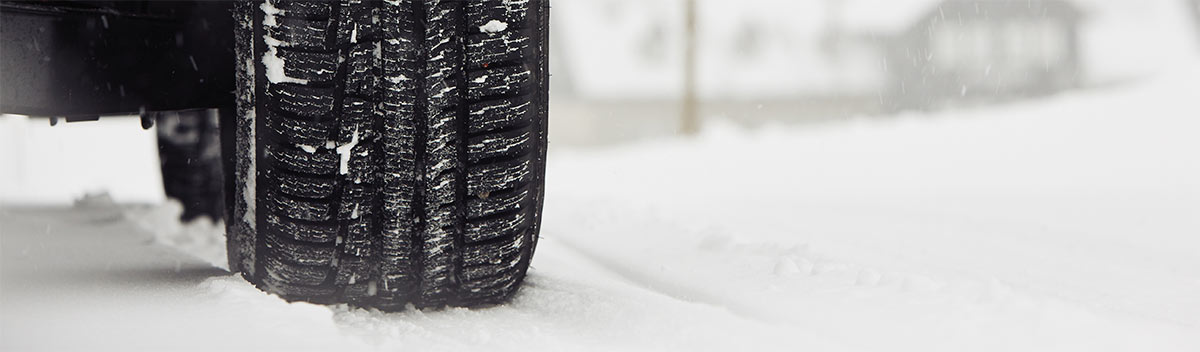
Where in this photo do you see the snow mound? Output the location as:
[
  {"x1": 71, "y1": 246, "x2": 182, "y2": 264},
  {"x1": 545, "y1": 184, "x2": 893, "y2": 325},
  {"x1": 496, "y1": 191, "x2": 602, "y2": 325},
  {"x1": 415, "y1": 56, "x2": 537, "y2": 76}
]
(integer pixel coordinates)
[{"x1": 124, "y1": 200, "x2": 228, "y2": 270}]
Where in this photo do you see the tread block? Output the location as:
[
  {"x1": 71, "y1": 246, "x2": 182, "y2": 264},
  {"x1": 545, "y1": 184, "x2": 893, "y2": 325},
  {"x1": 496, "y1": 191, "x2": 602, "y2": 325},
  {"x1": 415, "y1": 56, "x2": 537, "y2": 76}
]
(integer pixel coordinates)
[
  {"x1": 268, "y1": 190, "x2": 334, "y2": 222},
  {"x1": 379, "y1": 266, "x2": 418, "y2": 297},
  {"x1": 262, "y1": 274, "x2": 337, "y2": 298},
  {"x1": 462, "y1": 232, "x2": 524, "y2": 267},
  {"x1": 466, "y1": 31, "x2": 533, "y2": 67},
  {"x1": 466, "y1": 185, "x2": 529, "y2": 219},
  {"x1": 462, "y1": 263, "x2": 522, "y2": 291},
  {"x1": 334, "y1": 255, "x2": 372, "y2": 285},
  {"x1": 339, "y1": 184, "x2": 377, "y2": 219},
  {"x1": 267, "y1": 83, "x2": 337, "y2": 117},
  {"x1": 424, "y1": 79, "x2": 461, "y2": 111},
  {"x1": 381, "y1": 102, "x2": 418, "y2": 135},
  {"x1": 381, "y1": 34, "x2": 422, "y2": 64},
  {"x1": 423, "y1": 4, "x2": 465, "y2": 110},
  {"x1": 266, "y1": 212, "x2": 339, "y2": 243},
  {"x1": 351, "y1": 144, "x2": 381, "y2": 180},
  {"x1": 380, "y1": 180, "x2": 416, "y2": 214},
  {"x1": 272, "y1": 0, "x2": 333, "y2": 19},
  {"x1": 344, "y1": 43, "x2": 381, "y2": 97},
  {"x1": 466, "y1": 158, "x2": 530, "y2": 195},
  {"x1": 459, "y1": 272, "x2": 522, "y2": 304},
  {"x1": 341, "y1": 97, "x2": 382, "y2": 130},
  {"x1": 265, "y1": 256, "x2": 329, "y2": 285},
  {"x1": 467, "y1": 65, "x2": 531, "y2": 100},
  {"x1": 467, "y1": 96, "x2": 533, "y2": 134},
  {"x1": 425, "y1": 108, "x2": 460, "y2": 162},
  {"x1": 265, "y1": 234, "x2": 336, "y2": 266},
  {"x1": 335, "y1": 3, "x2": 383, "y2": 43},
  {"x1": 338, "y1": 101, "x2": 381, "y2": 147},
  {"x1": 417, "y1": 211, "x2": 457, "y2": 304},
  {"x1": 378, "y1": 227, "x2": 417, "y2": 260},
  {"x1": 424, "y1": 171, "x2": 458, "y2": 208},
  {"x1": 276, "y1": 48, "x2": 339, "y2": 83},
  {"x1": 465, "y1": 210, "x2": 527, "y2": 244},
  {"x1": 341, "y1": 216, "x2": 375, "y2": 256},
  {"x1": 467, "y1": 0, "x2": 531, "y2": 32},
  {"x1": 266, "y1": 16, "x2": 332, "y2": 49},
  {"x1": 273, "y1": 171, "x2": 337, "y2": 199},
  {"x1": 467, "y1": 126, "x2": 531, "y2": 163},
  {"x1": 268, "y1": 144, "x2": 340, "y2": 175},
  {"x1": 341, "y1": 281, "x2": 374, "y2": 302},
  {"x1": 267, "y1": 109, "x2": 333, "y2": 146}
]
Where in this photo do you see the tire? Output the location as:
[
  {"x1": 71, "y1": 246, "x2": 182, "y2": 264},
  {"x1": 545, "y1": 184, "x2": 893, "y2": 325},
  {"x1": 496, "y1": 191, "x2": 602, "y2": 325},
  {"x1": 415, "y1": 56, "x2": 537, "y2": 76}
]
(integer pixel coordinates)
[
  {"x1": 225, "y1": 0, "x2": 549, "y2": 309},
  {"x1": 157, "y1": 110, "x2": 225, "y2": 222}
]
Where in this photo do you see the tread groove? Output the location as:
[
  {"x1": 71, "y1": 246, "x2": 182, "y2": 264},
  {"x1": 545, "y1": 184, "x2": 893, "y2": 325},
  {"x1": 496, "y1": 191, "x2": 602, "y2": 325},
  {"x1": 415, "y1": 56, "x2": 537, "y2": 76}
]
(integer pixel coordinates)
[
  {"x1": 410, "y1": 0, "x2": 430, "y2": 303},
  {"x1": 452, "y1": 0, "x2": 471, "y2": 306},
  {"x1": 322, "y1": 0, "x2": 349, "y2": 290}
]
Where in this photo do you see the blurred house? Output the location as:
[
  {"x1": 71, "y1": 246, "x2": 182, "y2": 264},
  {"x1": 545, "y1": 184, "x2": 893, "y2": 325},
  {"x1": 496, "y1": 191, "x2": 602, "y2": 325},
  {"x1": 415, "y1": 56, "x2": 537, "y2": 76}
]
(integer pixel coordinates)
[{"x1": 859, "y1": 0, "x2": 1085, "y2": 109}]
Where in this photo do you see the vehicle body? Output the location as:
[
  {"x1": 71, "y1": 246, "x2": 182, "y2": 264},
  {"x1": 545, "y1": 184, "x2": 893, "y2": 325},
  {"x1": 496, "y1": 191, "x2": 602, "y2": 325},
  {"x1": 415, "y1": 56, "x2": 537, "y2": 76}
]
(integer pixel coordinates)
[{"x1": 2, "y1": 1, "x2": 237, "y2": 220}]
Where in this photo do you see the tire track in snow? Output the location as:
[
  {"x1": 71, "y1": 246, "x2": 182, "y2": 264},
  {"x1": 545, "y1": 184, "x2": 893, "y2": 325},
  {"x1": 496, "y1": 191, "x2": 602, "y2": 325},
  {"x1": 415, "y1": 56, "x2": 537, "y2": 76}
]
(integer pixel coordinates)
[{"x1": 553, "y1": 236, "x2": 789, "y2": 325}]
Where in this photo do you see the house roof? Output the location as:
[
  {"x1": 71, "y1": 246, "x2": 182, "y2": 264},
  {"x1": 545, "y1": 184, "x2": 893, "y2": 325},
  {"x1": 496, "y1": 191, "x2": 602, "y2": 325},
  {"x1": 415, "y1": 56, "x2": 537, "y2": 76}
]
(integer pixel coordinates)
[
  {"x1": 840, "y1": 0, "x2": 944, "y2": 34},
  {"x1": 841, "y1": 0, "x2": 1084, "y2": 36}
]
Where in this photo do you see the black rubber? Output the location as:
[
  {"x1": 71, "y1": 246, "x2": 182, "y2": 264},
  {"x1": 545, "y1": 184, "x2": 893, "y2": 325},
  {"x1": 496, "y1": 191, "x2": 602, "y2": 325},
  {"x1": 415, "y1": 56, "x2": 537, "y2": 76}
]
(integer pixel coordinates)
[
  {"x1": 157, "y1": 110, "x2": 225, "y2": 222},
  {"x1": 226, "y1": 0, "x2": 548, "y2": 309}
]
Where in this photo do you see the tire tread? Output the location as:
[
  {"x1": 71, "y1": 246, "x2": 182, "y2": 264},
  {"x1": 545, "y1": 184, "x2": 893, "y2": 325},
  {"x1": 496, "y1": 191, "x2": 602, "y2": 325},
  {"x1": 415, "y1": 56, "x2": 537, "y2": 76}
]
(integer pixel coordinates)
[{"x1": 234, "y1": 0, "x2": 547, "y2": 309}]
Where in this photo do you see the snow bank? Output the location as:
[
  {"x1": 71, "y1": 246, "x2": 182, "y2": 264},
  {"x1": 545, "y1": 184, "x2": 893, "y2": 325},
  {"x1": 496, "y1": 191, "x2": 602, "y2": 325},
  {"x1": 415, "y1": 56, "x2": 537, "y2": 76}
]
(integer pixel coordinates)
[{"x1": 124, "y1": 200, "x2": 228, "y2": 270}]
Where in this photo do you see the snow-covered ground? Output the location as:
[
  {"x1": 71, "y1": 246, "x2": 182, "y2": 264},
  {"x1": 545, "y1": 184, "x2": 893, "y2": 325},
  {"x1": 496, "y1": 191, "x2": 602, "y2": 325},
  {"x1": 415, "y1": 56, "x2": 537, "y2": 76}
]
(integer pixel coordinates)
[{"x1": 3, "y1": 63, "x2": 1199, "y2": 351}]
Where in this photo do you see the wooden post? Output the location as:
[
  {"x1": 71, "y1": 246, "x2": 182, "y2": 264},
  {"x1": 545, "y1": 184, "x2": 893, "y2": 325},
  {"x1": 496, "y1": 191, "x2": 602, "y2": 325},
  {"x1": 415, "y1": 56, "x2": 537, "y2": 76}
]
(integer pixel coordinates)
[{"x1": 681, "y1": 0, "x2": 700, "y2": 135}]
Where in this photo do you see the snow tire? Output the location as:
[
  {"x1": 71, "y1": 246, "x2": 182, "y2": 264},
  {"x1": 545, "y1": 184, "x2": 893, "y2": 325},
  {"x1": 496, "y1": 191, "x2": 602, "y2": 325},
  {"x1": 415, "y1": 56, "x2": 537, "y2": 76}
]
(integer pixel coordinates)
[
  {"x1": 226, "y1": 0, "x2": 549, "y2": 309},
  {"x1": 157, "y1": 110, "x2": 225, "y2": 222}
]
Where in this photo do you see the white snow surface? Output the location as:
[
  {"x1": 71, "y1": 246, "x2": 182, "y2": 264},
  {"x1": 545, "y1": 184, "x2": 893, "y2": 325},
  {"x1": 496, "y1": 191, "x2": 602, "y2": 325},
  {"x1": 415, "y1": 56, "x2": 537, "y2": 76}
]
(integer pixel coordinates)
[
  {"x1": 4, "y1": 65, "x2": 1200, "y2": 351},
  {"x1": 125, "y1": 199, "x2": 229, "y2": 270}
]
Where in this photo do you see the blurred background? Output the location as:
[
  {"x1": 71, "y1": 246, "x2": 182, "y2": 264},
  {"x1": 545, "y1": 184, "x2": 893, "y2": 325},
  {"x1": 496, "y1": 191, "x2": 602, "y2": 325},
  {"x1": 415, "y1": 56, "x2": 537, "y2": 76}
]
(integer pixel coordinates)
[
  {"x1": 3, "y1": 0, "x2": 1199, "y2": 203},
  {"x1": 549, "y1": 0, "x2": 1199, "y2": 144}
]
